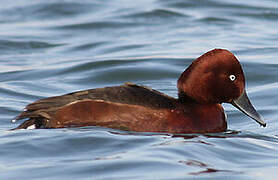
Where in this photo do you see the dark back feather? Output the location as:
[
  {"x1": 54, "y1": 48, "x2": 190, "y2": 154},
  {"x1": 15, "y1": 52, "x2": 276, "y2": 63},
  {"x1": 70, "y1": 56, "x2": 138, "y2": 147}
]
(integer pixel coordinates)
[{"x1": 14, "y1": 83, "x2": 176, "y2": 121}]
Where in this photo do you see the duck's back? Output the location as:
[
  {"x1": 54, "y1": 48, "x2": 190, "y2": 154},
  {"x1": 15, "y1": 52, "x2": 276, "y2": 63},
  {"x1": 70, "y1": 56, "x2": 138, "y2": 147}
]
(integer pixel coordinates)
[{"x1": 14, "y1": 83, "x2": 176, "y2": 129}]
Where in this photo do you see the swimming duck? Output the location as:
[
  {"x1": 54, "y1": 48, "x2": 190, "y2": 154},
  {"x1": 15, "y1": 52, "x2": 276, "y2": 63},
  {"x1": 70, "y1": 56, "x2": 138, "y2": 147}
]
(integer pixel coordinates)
[{"x1": 12, "y1": 49, "x2": 266, "y2": 133}]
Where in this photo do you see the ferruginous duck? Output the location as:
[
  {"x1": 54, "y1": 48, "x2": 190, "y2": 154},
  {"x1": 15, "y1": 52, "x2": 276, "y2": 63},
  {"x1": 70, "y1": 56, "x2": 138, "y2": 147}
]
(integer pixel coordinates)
[{"x1": 12, "y1": 49, "x2": 266, "y2": 133}]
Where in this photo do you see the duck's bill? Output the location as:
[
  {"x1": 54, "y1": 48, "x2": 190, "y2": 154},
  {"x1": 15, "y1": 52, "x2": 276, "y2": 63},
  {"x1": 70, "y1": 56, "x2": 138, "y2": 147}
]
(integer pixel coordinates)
[{"x1": 231, "y1": 91, "x2": 266, "y2": 127}]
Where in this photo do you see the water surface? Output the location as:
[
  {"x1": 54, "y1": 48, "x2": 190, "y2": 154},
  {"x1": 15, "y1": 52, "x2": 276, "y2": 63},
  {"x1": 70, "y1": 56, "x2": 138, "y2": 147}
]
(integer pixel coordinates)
[{"x1": 1, "y1": 0, "x2": 278, "y2": 179}]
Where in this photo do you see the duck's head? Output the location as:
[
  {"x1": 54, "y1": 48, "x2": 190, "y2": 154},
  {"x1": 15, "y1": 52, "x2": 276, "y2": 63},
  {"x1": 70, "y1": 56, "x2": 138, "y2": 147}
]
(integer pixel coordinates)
[{"x1": 178, "y1": 49, "x2": 266, "y2": 127}]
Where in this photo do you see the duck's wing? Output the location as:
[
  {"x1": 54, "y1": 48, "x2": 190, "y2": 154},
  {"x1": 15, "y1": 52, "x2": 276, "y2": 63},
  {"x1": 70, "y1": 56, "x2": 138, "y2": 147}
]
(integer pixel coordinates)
[{"x1": 13, "y1": 83, "x2": 176, "y2": 124}]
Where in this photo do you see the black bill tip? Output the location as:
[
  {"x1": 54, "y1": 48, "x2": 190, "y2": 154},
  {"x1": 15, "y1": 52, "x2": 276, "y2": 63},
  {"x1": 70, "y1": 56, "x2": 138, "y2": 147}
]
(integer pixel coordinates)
[{"x1": 231, "y1": 91, "x2": 266, "y2": 127}]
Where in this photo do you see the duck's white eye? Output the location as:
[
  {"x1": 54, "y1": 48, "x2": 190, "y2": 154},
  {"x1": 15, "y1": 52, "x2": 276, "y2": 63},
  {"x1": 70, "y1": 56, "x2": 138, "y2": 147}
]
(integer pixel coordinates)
[{"x1": 229, "y1": 74, "x2": 236, "y2": 81}]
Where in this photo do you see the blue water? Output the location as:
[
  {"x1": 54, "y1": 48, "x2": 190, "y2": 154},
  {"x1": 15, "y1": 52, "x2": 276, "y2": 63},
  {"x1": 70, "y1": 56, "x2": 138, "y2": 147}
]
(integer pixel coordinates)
[{"x1": 1, "y1": 0, "x2": 278, "y2": 179}]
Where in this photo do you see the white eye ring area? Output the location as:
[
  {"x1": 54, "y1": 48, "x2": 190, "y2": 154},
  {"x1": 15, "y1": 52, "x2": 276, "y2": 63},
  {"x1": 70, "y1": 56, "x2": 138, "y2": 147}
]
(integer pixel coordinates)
[{"x1": 229, "y1": 74, "x2": 236, "y2": 81}]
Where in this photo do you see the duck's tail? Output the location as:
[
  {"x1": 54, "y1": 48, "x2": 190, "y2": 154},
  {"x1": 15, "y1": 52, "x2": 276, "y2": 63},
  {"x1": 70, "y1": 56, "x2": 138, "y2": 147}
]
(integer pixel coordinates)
[{"x1": 11, "y1": 117, "x2": 46, "y2": 130}]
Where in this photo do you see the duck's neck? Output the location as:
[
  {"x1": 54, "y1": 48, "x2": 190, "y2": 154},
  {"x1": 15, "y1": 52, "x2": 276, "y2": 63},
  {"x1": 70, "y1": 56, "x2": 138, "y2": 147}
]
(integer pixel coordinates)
[{"x1": 178, "y1": 91, "x2": 198, "y2": 104}]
